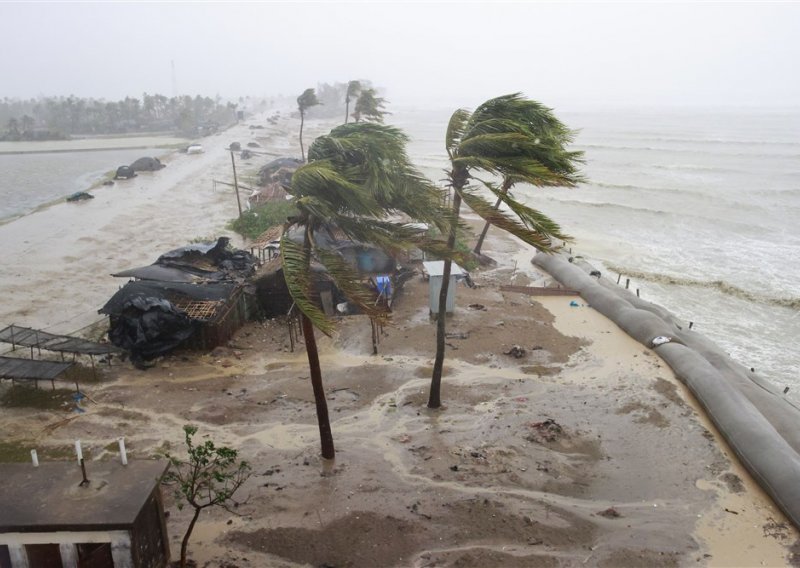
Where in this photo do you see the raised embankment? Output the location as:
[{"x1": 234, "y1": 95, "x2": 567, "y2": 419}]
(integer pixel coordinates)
[{"x1": 533, "y1": 251, "x2": 800, "y2": 530}]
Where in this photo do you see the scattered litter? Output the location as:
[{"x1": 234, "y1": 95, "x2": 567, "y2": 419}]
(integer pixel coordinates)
[
  {"x1": 652, "y1": 336, "x2": 672, "y2": 347},
  {"x1": 468, "y1": 303, "x2": 486, "y2": 310},
  {"x1": 525, "y1": 418, "x2": 564, "y2": 443},
  {"x1": 504, "y1": 345, "x2": 526, "y2": 358},
  {"x1": 66, "y1": 191, "x2": 94, "y2": 202},
  {"x1": 569, "y1": 300, "x2": 580, "y2": 307},
  {"x1": 446, "y1": 332, "x2": 469, "y2": 339}
]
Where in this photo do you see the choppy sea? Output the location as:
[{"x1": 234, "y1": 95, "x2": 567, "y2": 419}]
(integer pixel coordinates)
[{"x1": 390, "y1": 106, "x2": 800, "y2": 404}]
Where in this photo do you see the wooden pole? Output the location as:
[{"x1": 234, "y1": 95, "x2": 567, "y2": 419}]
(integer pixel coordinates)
[{"x1": 230, "y1": 151, "x2": 243, "y2": 218}]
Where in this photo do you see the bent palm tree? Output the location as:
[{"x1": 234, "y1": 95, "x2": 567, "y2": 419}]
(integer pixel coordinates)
[
  {"x1": 297, "y1": 88, "x2": 321, "y2": 162},
  {"x1": 429, "y1": 93, "x2": 585, "y2": 409},
  {"x1": 344, "y1": 80, "x2": 361, "y2": 125},
  {"x1": 282, "y1": 123, "x2": 453, "y2": 459}
]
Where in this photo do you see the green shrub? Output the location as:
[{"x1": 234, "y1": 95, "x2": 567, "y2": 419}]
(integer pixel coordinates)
[{"x1": 227, "y1": 200, "x2": 298, "y2": 240}]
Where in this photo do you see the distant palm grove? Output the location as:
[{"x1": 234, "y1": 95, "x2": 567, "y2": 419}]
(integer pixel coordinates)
[{"x1": 0, "y1": 94, "x2": 249, "y2": 140}]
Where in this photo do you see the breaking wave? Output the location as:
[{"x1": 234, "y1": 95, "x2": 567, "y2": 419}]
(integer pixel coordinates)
[
  {"x1": 576, "y1": 143, "x2": 800, "y2": 159},
  {"x1": 604, "y1": 264, "x2": 800, "y2": 310}
]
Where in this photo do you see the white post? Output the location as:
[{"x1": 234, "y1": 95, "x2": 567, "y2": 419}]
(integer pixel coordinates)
[
  {"x1": 30, "y1": 449, "x2": 39, "y2": 467},
  {"x1": 75, "y1": 440, "x2": 83, "y2": 463},
  {"x1": 118, "y1": 437, "x2": 128, "y2": 466}
]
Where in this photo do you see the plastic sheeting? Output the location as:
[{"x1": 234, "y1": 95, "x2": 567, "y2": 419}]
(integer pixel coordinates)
[
  {"x1": 100, "y1": 281, "x2": 237, "y2": 366},
  {"x1": 533, "y1": 251, "x2": 800, "y2": 529}
]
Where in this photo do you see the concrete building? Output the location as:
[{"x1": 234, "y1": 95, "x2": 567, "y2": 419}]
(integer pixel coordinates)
[{"x1": 0, "y1": 461, "x2": 170, "y2": 568}]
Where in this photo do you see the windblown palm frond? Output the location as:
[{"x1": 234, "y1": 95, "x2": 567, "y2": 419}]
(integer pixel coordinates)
[
  {"x1": 290, "y1": 161, "x2": 385, "y2": 218},
  {"x1": 308, "y1": 123, "x2": 452, "y2": 232},
  {"x1": 452, "y1": 155, "x2": 580, "y2": 187},
  {"x1": 280, "y1": 232, "x2": 335, "y2": 336},
  {"x1": 474, "y1": 180, "x2": 570, "y2": 241},
  {"x1": 459, "y1": 188, "x2": 557, "y2": 252},
  {"x1": 446, "y1": 109, "x2": 470, "y2": 158}
]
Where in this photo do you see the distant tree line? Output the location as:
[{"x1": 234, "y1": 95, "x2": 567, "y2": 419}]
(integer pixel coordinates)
[{"x1": 0, "y1": 94, "x2": 245, "y2": 140}]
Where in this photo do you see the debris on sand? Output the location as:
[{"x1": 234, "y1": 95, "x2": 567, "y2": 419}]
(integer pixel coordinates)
[
  {"x1": 504, "y1": 345, "x2": 526, "y2": 358},
  {"x1": 525, "y1": 418, "x2": 564, "y2": 443},
  {"x1": 598, "y1": 507, "x2": 623, "y2": 518},
  {"x1": 66, "y1": 191, "x2": 93, "y2": 202}
]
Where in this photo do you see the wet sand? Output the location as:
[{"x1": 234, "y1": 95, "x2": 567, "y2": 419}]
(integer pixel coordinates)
[{"x1": 0, "y1": 114, "x2": 798, "y2": 567}]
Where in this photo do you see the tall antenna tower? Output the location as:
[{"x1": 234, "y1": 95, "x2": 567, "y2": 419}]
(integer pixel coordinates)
[{"x1": 171, "y1": 60, "x2": 178, "y2": 97}]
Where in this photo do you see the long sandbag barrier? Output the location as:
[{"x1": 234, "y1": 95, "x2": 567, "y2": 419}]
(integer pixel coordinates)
[{"x1": 532, "y1": 251, "x2": 800, "y2": 529}]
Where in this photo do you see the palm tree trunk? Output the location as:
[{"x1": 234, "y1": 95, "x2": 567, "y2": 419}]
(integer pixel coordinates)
[
  {"x1": 299, "y1": 110, "x2": 306, "y2": 162},
  {"x1": 180, "y1": 506, "x2": 202, "y2": 568},
  {"x1": 344, "y1": 99, "x2": 350, "y2": 124},
  {"x1": 429, "y1": 190, "x2": 462, "y2": 408},
  {"x1": 301, "y1": 312, "x2": 336, "y2": 459},
  {"x1": 473, "y1": 177, "x2": 513, "y2": 255}
]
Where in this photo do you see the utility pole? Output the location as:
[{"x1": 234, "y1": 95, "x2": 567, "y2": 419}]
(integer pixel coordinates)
[{"x1": 230, "y1": 151, "x2": 243, "y2": 218}]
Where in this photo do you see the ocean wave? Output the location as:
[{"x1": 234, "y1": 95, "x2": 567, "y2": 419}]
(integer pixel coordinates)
[
  {"x1": 576, "y1": 143, "x2": 800, "y2": 159},
  {"x1": 586, "y1": 135, "x2": 800, "y2": 147},
  {"x1": 604, "y1": 264, "x2": 800, "y2": 310},
  {"x1": 589, "y1": 181, "x2": 715, "y2": 199}
]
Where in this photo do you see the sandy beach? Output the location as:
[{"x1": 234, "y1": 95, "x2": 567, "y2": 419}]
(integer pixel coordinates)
[{"x1": 0, "y1": 113, "x2": 798, "y2": 567}]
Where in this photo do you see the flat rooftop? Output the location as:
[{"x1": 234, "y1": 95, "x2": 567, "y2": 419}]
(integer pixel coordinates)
[{"x1": 0, "y1": 460, "x2": 168, "y2": 533}]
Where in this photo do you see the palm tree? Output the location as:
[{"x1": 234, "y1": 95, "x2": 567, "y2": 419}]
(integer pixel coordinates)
[
  {"x1": 428, "y1": 94, "x2": 585, "y2": 409},
  {"x1": 344, "y1": 80, "x2": 361, "y2": 124},
  {"x1": 296, "y1": 88, "x2": 321, "y2": 162},
  {"x1": 282, "y1": 123, "x2": 453, "y2": 459},
  {"x1": 352, "y1": 88, "x2": 388, "y2": 123}
]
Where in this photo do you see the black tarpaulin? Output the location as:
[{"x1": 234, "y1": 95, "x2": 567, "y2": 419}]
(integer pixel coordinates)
[{"x1": 99, "y1": 281, "x2": 237, "y2": 365}]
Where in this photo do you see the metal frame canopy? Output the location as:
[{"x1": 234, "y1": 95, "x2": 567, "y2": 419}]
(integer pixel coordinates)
[
  {"x1": 0, "y1": 325, "x2": 122, "y2": 356},
  {"x1": 0, "y1": 356, "x2": 73, "y2": 382}
]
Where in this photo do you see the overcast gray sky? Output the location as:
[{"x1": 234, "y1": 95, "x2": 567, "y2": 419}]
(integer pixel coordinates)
[{"x1": 2, "y1": 1, "x2": 798, "y2": 109}]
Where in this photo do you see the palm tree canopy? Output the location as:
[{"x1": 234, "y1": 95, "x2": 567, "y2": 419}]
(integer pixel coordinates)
[
  {"x1": 297, "y1": 88, "x2": 321, "y2": 114},
  {"x1": 308, "y1": 122, "x2": 449, "y2": 230},
  {"x1": 452, "y1": 93, "x2": 585, "y2": 188},
  {"x1": 345, "y1": 80, "x2": 361, "y2": 102},
  {"x1": 282, "y1": 124, "x2": 456, "y2": 334},
  {"x1": 446, "y1": 93, "x2": 586, "y2": 251}
]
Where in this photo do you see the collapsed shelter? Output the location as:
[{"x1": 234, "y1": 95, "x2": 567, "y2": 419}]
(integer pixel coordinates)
[{"x1": 99, "y1": 238, "x2": 257, "y2": 365}]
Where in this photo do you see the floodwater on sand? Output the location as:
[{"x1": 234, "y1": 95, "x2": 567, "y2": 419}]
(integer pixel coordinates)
[{"x1": 1, "y1": 259, "x2": 794, "y2": 567}]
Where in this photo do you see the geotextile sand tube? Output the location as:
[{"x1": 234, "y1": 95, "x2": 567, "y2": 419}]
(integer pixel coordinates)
[{"x1": 533, "y1": 251, "x2": 800, "y2": 529}]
